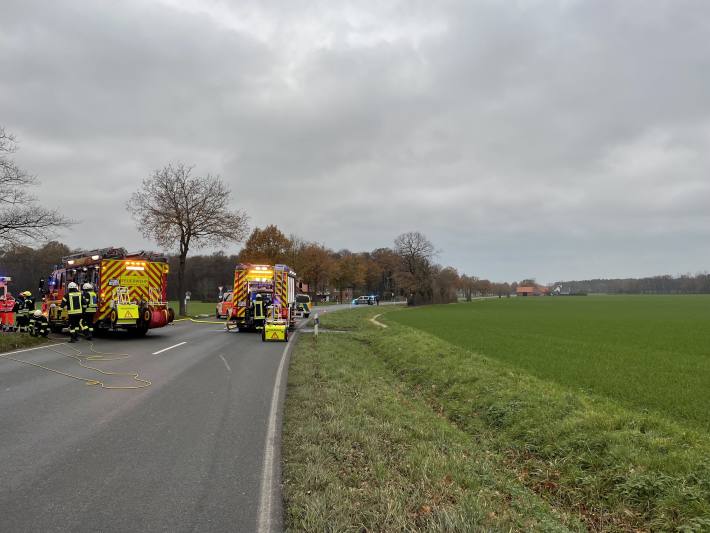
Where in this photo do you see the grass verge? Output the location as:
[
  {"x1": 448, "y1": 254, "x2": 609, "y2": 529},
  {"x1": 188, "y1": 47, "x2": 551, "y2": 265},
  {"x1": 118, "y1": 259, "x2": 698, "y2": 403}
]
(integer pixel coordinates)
[
  {"x1": 283, "y1": 307, "x2": 710, "y2": 532},
  {"x1": 283, "y1": 308, "x2": 580, "y2": 531},
  {"x1": 0, "y1": 333, "x2": 48, "y2": 353}
]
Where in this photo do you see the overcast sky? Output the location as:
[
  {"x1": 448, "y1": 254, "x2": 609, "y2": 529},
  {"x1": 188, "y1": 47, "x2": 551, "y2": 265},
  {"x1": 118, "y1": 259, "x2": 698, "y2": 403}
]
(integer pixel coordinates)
[{"x1": 2, "y1": 0, "x2": 710, "y2": 282}]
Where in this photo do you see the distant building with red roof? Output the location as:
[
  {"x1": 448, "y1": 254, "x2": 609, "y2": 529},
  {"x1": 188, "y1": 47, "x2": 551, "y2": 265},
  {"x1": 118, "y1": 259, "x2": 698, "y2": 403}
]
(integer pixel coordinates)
[{"x1": 516, "y1": 285, "x2": 549, "y2": 297}]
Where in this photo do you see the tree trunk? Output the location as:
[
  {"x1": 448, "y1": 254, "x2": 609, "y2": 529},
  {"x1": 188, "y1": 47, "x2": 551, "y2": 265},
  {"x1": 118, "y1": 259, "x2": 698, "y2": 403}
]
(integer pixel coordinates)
[{"x1": 178, "y1": 252, "x2": 187, "y2": 316}]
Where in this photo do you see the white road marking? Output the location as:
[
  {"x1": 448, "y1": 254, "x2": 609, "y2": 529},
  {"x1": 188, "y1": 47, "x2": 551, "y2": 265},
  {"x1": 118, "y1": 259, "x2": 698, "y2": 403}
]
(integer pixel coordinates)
[
  {"x1": 152, "y1": 341, "x2": 187, "y2": 356},
  {"x1": 218, "y1": 354, "x2": 231, "y2": 372},
  {"x1": 0, "y1": 342, "x2": 65, "y2": 358},
  {"x1": 257, "y1": 332, "x2": 297, "y2": 533}
]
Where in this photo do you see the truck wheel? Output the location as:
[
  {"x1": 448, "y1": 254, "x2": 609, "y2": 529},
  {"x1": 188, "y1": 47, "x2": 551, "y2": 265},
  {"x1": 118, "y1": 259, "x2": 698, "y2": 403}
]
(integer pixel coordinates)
[
  {"x1": 261, "y1": 329, "x2": 266, "y2": 342},
  {"x1": 284, "y1": 329, "x2": 289, "y2": 342}
]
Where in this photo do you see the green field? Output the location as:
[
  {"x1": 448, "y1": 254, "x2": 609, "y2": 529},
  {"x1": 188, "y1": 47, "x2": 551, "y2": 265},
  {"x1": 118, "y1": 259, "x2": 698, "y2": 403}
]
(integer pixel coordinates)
[
  {"x1": 390, "y1": 295, "x2": 710, "y2": 429},
  {"x1": 168, "y1": 300, "x2": 217, "y2": 318}
]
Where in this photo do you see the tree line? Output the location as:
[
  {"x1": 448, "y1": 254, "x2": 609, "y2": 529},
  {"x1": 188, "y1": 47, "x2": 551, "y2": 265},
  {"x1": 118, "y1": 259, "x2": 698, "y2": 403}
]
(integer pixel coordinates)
[
  {"x1": 557, "y1": 274, "x2": 710, "y2": 295},
  {"x1": 0, "y1": 228, "x2": 506, "y2": 305}
]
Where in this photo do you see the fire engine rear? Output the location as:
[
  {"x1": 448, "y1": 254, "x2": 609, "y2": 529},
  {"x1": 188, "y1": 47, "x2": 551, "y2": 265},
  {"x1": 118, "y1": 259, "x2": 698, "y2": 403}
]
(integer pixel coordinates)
[
  {"x1": 228, "y1": 263, "x2": 297, "y2": 339},
  {"x1": 41, "y1": 247, "x2": 173, "y2": 335}
]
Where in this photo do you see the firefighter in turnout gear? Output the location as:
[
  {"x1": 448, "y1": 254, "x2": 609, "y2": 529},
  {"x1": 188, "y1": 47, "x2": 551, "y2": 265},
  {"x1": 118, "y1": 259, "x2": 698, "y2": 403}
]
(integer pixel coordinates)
[
  {"x1": 23, "y1": 291, "x2": 36, "y2": 319},
  {"x1": 252, "y1": 293, "x2": 266, "y2": 330},
  {"x1": 13, "y1": 291, "x2": 33, "y2": 333},
  {"x1": 61, "y1": 282, "x2": 84, "y2": 342},
  {"x1": 81, "y1": 282, "x2": 98, "y2": 340},
  {"x1": 12, "y1": 293, "x2": 24, "y2": 332},
  {"x1": 28, "y1": 310, "x2": 49, "y2": 337}
]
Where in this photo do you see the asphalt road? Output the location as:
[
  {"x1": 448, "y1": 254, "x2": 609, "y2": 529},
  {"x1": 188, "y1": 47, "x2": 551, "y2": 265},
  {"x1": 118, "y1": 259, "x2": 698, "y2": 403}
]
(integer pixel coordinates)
[{"x1": 0, "y1": 318, "x2": 295, "y2": 532}]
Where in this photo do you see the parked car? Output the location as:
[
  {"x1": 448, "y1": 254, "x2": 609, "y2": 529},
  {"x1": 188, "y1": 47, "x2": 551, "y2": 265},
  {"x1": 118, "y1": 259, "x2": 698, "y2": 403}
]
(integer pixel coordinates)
[{"x1": 352, "y1": 295, "x2": 374, "y2": 306}]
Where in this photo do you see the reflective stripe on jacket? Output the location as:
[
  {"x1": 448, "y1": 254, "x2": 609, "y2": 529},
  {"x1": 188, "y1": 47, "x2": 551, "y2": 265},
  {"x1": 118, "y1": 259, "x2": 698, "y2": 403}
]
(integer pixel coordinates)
[
  {"x1": 83, "y1": 291, "x2": 98, "y2": 312},
  {"x1": 254, "y1": 300, "x2": 265, "y2": 320},
  {"x1": 63, "y1": 291, "x2": 83, "y2": 315}
]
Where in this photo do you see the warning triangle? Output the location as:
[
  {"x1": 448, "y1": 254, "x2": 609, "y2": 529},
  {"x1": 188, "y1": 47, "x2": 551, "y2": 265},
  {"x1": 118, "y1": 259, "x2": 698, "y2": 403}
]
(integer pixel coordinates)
[
  {"x1": 124, "y1": 310, "x2": 134, "y2": 318},
  {"x1": 270, "y1": 332, "x2": 279, "y2": 339}
]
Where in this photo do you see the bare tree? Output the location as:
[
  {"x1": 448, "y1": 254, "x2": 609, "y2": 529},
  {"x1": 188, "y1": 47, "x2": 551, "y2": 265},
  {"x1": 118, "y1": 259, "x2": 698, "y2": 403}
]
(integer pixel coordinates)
[
  {"x1": 127, "y1": 163, "x2": 249, "y2": 316},
  {"x1": 394, "y1": 231, "x2": 435, "y2": 274},
  {"x1": 394, "y1": 231, "x2": 436, "y2": 305},
  {"x1": 0, "y1": 126, "x2": 72, "y2": 246}
]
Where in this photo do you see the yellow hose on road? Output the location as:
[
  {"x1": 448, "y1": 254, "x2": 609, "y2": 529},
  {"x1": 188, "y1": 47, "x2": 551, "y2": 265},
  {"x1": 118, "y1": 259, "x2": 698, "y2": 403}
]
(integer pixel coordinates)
[
  {"x1": 1, "y1": 317, "x2": 229, "y2": 390},
  {"x1": 0, "y1": 339, "x2": 151, "y2": 390},
  {"x1": 173, "y1": 317, "x2": 225, "y2": 325}
]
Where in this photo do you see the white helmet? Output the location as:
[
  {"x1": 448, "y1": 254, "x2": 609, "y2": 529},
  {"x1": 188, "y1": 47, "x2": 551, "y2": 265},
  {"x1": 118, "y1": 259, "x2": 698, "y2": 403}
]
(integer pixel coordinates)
[
  {"x1": 67, "y1": 282, "x2": 78, "y2": 290},
  {"x1": 33, "y1": 310, "x2": 43, "y2": 318},
  {"x1": 82, "y1": 283, "x2": 93, "y2": 290}
]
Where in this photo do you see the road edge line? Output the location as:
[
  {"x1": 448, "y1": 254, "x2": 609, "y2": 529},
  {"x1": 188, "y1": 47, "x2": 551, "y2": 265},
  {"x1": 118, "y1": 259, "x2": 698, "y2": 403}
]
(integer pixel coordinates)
[
  {"x1": 0, "y1": 342, "x2": 65, "y2": 357},
  {"x1": 257, "y1": 329, "x2": 299, "y2": 533}
]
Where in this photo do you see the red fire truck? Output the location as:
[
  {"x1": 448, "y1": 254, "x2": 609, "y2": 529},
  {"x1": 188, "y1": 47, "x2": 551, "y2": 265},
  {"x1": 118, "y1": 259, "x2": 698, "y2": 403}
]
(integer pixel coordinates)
[
  {"x1": 228, "y1": 263, "x2": 297, "y2": 341},
  {"x1": 41, "y1": 247, "x2": 173, "y2": 336}
]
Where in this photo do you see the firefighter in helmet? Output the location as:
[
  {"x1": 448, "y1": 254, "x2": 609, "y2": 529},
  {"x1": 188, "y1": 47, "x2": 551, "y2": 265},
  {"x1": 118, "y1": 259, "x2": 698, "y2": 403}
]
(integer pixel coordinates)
[
  {"x1": 61, "y1": 282, "x2": 83, "y2": 342},
  {"x1": 253, "y1": 293, "x2": 266, "y2": 330},
  {"x1": 23, "y1": 290, "x2": 35, "y2": 317},
  {"x1": 29, "y1": 310, "x2": 49, "y2": 337},
  {"x1": 81, "y1": 282, "x2": 98, "y2": 340},
  {"x1": 11, "y1": 292, "x2": 24, "y2": 332},
  {"x1": 13, "y1": 291, "x2": 33, "y2": 333}
]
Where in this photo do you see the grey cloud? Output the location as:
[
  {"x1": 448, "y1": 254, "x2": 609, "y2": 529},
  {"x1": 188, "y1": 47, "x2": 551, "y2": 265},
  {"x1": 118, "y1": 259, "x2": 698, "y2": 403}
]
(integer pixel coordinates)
[{"x1": 2, "y1": 0, "x2": 710, "y2": 282}]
